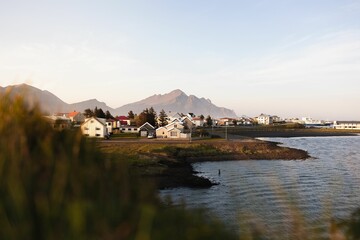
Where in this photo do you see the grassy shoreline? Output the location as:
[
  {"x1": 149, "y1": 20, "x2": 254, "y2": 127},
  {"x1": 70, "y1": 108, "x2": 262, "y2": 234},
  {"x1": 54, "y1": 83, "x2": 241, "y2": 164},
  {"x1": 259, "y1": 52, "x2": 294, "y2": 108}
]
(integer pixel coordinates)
[
  {"x1": 98, "y1": 138, "x2": 310, "y2": 189},
  {"x1": 211, "y1": 126, "x2": 360, "y2": 138}
]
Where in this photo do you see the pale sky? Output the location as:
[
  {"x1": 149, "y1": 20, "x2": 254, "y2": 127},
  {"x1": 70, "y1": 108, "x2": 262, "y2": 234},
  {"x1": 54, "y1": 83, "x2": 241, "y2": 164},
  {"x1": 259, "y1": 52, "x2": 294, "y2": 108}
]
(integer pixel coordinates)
[{"x1": 1, "y1": 0, "x2": 359, "y2": 120}]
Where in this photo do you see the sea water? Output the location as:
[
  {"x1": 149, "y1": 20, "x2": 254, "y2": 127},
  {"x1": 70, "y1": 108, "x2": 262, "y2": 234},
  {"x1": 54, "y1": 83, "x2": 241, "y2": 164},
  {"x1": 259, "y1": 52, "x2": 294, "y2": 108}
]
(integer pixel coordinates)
[{"x1": 159, "y1": 136, "x2": 360, "y2": 239}]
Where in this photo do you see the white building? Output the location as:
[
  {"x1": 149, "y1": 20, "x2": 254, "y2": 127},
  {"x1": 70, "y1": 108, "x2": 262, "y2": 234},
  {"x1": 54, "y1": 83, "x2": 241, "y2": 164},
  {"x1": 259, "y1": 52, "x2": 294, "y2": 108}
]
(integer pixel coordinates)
[
  {"x1": 333, "y1": 121, "x2": 360, "y2": 130},
  {"x1": 257, "y1": 114, "x2": 273, "y2": 125},
  {"x1": 81, "y1": 117, "x2": 108, "y2": 138},
  {"x1": 155, "y1": 121, "x2": 190, "y2": 139},
  {"x1": 192, "y1": 117, "x2": 205, "y2": 127}
]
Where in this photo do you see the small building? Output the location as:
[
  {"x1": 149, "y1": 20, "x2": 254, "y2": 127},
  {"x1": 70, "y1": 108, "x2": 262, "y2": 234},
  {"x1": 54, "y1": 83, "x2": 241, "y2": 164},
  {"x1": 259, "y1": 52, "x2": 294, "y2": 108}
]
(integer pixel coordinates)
[
  {"x1": 168, "y1": 112, "x2": 183, "y2": 122},
  {"x1": 138, "y1": 122, "x2": 155, "y2": 137},
  {"x1": 119, "y1": 125, "x2": 138, "y2": 133},
  {"x1": 44, "y1": 115, "x2": 71, "y2": 130},
  {"x1": 181, "y1": 115, "x2": 195, "y2": 130},
  {"x1": 155, "y1": 121, "x2": 190, "y2": 139},
  {"x1": 115, "y1": 116, "x2": 131, "y2": 127},
  {"x1": 106, "y1": 119, "x2": 115, "y2": 134},
  {"x1": 218, "y1": 117, "x2": 236, "y2": 126},
  {"x1": 81, "y1": 117, "x2": 108, "y2": 138},
  {"x1": 193, "y1": 117, "x2": 205, "y2": 127},
  {"x1": 68, "y1": 111, "x2": 85, "y2": 124},
  {"x1": 257, "y1": 114, "x2": 273, "y2": 125},
  {"x1": 333, "y1": 121, "x2": 360, "y2": 130}
]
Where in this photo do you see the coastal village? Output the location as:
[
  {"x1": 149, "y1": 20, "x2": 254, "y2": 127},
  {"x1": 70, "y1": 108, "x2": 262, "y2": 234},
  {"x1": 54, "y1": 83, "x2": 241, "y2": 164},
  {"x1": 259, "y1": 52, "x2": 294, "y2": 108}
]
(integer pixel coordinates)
[{"x1": 44, "y1": 110, "x2": 360, "y2": 139}]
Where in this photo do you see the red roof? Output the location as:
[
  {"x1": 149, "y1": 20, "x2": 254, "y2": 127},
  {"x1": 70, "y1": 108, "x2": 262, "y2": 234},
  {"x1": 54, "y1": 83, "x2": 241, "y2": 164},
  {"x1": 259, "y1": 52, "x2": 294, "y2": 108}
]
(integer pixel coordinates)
[
  {"x1": 116, "y1": 116, "x2": 129, "y2": 120},
  {"x1": 68, "y1": 111, "x2": 80, "y2": 117}
]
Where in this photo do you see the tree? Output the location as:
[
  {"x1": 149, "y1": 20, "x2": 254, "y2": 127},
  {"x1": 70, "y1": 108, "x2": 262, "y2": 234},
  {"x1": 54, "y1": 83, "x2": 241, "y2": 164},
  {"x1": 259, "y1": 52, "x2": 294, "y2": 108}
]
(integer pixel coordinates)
[
  {"x1": 94, "y1": 107, "x2": 106, "y2": 118},
  {"x1": 206, "y1": 115, "x2": 213, "y2": 127},
  {"x1": 84, "y1": 108, "x2": 94, "y2": 118},
  {"x1": 105, "y1": 110, "x2": 114, "y2": 119},
  {"x1": 128, "y1": 110, "x2": 135, "y2": 119},
  {"x1": 135, "y1": 107, "x2": 157, "y2": 127},
  {"x1": 158, "y1": 109, "x2": 168, "y2": 127},
  {"x1": 199, "y1": 114, "x2": 205, "y2": 121},
  {"x1": 148, "y1": 107, "x2": 157, "y2": 127}
]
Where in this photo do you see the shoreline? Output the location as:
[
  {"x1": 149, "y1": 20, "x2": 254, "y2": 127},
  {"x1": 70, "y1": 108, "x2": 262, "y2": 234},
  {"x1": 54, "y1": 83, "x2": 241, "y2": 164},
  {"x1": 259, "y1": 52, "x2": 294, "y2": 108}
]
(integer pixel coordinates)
[
  {"x1": 98, "y1": 138, "x2": 311, "y2": 189},
  {"x1": 211, "y1": 127, "x2": 360, "y2": 139}
]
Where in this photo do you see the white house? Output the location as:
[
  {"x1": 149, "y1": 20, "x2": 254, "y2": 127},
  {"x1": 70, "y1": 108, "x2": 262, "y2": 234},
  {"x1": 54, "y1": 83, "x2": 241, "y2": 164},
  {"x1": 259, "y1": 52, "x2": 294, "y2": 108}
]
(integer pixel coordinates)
[
  {"x1": 155, "y1": 121, "x2": 190, "y2": 139},
  {"x1": 81, "y1": 117, "x2": 108, "y2": 138},
  {"x1": 192, "y1": 117, "x2": 204, "y2": 127},
  {"x1": 257, "y1": 114, "x2": 273, "y2": 125},
  {"x1": 168, "y1": 112, "x2": 183, "y2": 122},
  {"x1": 333, "y1": 121, "x2": 360, "y2": 130}
]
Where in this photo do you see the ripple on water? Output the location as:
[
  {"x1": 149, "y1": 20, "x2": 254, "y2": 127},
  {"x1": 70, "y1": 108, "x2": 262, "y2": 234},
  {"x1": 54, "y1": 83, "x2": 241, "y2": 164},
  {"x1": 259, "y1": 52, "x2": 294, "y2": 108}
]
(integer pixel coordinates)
[{"x1": 159, "y1": 136, "x2": 360, "y2": 239}]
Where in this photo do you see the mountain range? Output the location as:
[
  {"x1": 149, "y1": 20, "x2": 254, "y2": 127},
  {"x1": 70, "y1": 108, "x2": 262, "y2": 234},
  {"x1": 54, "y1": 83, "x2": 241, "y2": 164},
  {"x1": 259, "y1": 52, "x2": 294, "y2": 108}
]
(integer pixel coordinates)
[{"x1": 0, "y1": 84, "x2": 237, "y2": 118}]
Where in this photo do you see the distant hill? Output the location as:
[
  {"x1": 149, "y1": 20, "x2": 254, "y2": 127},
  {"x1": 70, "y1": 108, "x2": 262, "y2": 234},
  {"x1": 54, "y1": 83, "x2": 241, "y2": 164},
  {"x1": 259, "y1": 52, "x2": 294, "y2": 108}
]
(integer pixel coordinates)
[
  {"x1": 0, "y1": 84, "x2": 237, "y2": 118},
  {"x1": 0, "y1": 84, "x2": 114, "y2": 114},
  {"x1": 115, "y1": 89, "x2": 237, "y2": 118},
  {"x1": 0, "y1": 84, "x2": 69, "y2": 114},
  {"x1": 69, "y1": 99, "x2": 115, "y2": 114}
]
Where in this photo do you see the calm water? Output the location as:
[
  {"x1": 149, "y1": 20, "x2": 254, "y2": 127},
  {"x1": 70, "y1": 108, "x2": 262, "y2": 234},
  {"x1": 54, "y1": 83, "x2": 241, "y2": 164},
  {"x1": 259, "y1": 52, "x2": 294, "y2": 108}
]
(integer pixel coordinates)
[{"x1": 160, "y1": 136, "x2": 360, "y2": 239}]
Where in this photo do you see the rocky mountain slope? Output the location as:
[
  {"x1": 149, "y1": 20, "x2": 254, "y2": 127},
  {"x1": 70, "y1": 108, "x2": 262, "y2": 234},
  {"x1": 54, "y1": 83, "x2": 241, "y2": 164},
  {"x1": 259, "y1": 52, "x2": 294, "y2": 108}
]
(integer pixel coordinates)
[
  {"x1": 1, "y1": 84, "x2": 237, "y2": 118},
  {"x1": 115, "y1": 89, "x2": 237, "y2": 118}
]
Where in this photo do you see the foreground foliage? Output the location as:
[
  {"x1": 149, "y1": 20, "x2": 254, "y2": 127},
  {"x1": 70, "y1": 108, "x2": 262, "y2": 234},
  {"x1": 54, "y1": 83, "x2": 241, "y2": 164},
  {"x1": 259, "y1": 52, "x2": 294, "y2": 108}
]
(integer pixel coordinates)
[{"x1": 0, "y1": 94, "x2": 236, "y2": 239}]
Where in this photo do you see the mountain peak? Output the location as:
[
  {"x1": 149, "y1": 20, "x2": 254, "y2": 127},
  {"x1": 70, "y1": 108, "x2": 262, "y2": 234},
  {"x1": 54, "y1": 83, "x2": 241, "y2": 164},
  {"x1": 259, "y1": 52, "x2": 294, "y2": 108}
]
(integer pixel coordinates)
[
  {"x1": 116, "y1": 89, "x2": 237, "y2": 118},
  {"x1": 168, "y1": 89, "x2": 186, "y2": 97}
]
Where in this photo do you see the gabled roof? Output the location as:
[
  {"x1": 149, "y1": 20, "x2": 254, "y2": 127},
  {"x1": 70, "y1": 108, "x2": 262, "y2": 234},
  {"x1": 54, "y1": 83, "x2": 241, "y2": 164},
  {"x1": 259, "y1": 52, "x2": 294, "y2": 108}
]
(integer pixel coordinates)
[
  {"x1": 139, "y1": 122, "x2": 155, "y2": 130},
  {"x1": 167, "y1": 127, "x2": 181, "y2": 132},
  {"x1": 82, "y1": 117, "x2": 106, "y2": 126},
  {"x1": 68, "y1": 111, "x2": 80, "y2": 117},
  {"x1": 165, "y1": 121, "x2": 184, "y2": 128},
  {"x1": 116, "y1": 116, "x2": 129, "y2": 120},
  {"x1": 181, "y1": 115, "x2": 193, "y2": 122},
  {"x1": 170, "y1": 118, "x2": 181, "y2": 123}
]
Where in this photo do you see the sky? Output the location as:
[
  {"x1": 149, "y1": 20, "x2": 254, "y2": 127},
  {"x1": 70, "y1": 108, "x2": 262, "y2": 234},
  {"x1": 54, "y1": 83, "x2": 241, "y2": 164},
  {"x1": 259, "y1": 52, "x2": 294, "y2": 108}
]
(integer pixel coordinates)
[{"x1": 1, "y1": 0, "x2": 359, "y2": 120}]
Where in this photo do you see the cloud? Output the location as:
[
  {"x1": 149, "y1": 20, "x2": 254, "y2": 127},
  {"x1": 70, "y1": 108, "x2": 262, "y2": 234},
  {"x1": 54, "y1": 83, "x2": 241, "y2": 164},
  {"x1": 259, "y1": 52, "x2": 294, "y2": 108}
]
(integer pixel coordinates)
[{"x1": 214, "y1": 30, "x2": 360, "y2": 87}]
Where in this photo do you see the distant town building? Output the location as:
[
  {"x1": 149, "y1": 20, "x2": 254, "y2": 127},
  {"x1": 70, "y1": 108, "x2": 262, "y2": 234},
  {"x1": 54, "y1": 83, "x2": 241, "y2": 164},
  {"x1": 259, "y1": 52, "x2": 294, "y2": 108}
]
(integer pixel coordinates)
[
  {"x1": 44, "y1": 115, "x2": 71, "y2": 130},
  {"x1": 333, "y1": 121, "x2": 360, "y2": 130},
  {"x1": 257, "y1": 114, "x2": 273, "y2": 125},
  {"x1": 67, "y1": 111, "x2": 85, "y2": 123},
  {"x1": 81, "y1": 117, "x2": 108, "y2": 138},
  {"x1": 192, "y1": 117, "x2": 205, "y2": 127}
]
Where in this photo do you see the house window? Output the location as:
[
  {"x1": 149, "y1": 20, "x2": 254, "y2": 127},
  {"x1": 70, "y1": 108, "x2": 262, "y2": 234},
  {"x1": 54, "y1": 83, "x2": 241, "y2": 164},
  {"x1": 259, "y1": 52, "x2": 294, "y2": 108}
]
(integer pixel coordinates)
[
  {"x1": 122, "y1": 128, "x2": 126, "y2": 131},
  {"x1": 96, "y1": 134, "x2": 100, "y2": 137},
  {"x1": 170, "y1": 131, "x2": 177, "y2": 137},
  {"x1": 134, "y1": 128, "x2": 137, "y2": 131},
  {"x1": 96, "y1": 127, "x2": 101, "y2": 130},
  {"x1": 84, "y1": 127, "x2": 89, "y2": 130},
  {"x1": 91, "y1": 120, "x2": 94, "y2": 123},
  {"x1": 128, "y1": 128, "x2": 131, "y2": 131}
]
